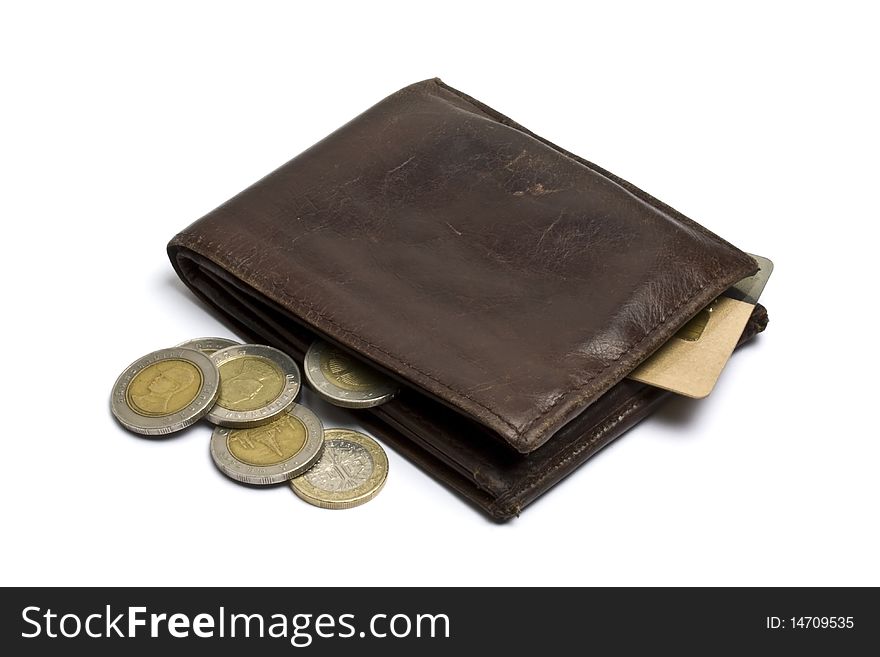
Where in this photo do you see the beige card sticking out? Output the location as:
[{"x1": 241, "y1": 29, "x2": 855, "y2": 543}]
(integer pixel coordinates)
[
  {"x1": 627, "y1": 296, "x2": 756, "y2": 399},
  {"x1": 628, "y1": 254, "x2": 772, "y2": 398}
]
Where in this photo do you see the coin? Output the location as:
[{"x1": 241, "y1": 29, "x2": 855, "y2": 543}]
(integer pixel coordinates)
[
  {"x1": 304, "y1": 340, "x2": 398, "y2": 408},
  {"x1": 206, "y1": 344, "x2": 301, "y2": 428},
  {"x1": 210, "y1": 404, "x2": 324, "y2": 485},
  {"x1": 290, "y1": 429, "x2": 388, "y2": 509},
  {"x1": 175, "y1": 337, "x2": 240, "y2": 355},
  {"x1": 111, "y1": 347, "x2": 220, "y2": 436}
]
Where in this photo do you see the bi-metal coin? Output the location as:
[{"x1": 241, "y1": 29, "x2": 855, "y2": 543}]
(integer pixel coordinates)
[
  {"x1": 290, "y1": 429, "x2": 388, "y2": 509},
  {"x1": 304, "y1": 341, "x2": 398, "y2": 409},
  {"x1": 210, "y1": 404, "x2": 324, "y2": 485},
  {"x1": 206, "y1": 344, "x2": 301, "y2": 428},
  {"x1": 175, "y1": 337, "x2": 240, "y2": 355},
  {"x1": 111, "y1": 347, "x2": 220, "y2": 436}
]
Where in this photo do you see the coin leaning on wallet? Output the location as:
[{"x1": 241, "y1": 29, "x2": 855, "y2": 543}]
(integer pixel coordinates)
[{"x1": 110, "y1": 338, "x2": 390, "y2": 508}]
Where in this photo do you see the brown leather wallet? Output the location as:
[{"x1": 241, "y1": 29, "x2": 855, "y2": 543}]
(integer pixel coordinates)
[{"x1": 168, "y1": 78, "x2": 769, "y2": 520}]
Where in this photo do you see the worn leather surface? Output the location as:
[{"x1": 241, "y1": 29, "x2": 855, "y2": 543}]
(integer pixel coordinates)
[
  {"x1": 169, "y1": 78, "x2": 756, "y2": 453},
  {"x1": 168, "y1": 78, "x2": 768, "y2": 519}
]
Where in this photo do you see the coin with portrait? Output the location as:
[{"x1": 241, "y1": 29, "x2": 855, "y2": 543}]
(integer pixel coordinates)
[
  {"x1": 289, "y1": 429, "x2": 388, "y2": 509},
  {"x1": 210, "y1": 403, "x2": 324, "y2": 485},
  {"x1": 111, "y1": 347, "x2": 220, "y2": 436},
  {"x1": 206, "y1": 344, "x2": 301, "y2": 428},
  {"x1": 175, "y1": 336, "x2": 240, "y2": 355},
  {"x1": 304, "y1": 340, "x2": 399, "y2": 408}
]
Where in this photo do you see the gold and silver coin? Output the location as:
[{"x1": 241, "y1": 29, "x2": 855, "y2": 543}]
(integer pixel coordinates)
[
  {"x1": 175, "y1": 336, "x2": 240, "y2": 355},
  {"x1": 206, "y1": 344, "x2": 301, "y2": 428},
  {"x1": 304, "y1": 340, "x2": 398, "y2": 408},
  {"x1": 111, "y1": 347, "x2": 220, "y2": 436},
  {"x1": 290, "y1": 429, "x2": 388, "y2": 509},
  {"x1": 210, "y1": 403, "x2": 324, "y2": 485}
]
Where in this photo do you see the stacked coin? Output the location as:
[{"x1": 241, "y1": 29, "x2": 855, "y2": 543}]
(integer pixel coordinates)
[{"x1": 111, "y1": 336, "x2": 391, "y2": 509}]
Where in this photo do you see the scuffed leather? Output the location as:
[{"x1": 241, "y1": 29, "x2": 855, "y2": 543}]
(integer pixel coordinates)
[
  {"x1": 168, "y1": 79, "x2": 769, "y2": 519},
  {"x1": 169, "y1": 78, "x2": 756, "y2": 453}
]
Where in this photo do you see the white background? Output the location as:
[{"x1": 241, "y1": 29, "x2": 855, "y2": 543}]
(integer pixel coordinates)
[{"x1": 2, "y1": 1, "x2": 877, "y2": 587}]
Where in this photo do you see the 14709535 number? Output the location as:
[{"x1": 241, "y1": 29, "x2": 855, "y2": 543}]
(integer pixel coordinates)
[{"x1": 791, "y1": 617, "x2": 854, "y2": 629}]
